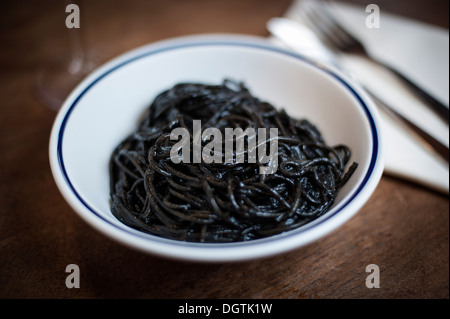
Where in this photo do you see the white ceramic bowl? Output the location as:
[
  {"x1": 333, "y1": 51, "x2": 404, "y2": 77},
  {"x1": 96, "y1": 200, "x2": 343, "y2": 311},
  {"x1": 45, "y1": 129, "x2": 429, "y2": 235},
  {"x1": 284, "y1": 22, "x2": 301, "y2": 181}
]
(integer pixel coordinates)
[{"x1": 49, "y1": 34, "x2": 384, "y2": 262}]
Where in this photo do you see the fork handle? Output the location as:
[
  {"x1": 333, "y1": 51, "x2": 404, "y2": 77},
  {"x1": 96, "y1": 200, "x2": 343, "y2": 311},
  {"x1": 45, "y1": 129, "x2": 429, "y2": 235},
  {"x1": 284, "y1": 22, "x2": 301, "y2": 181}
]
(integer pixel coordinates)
[
  {"x1": 381, "y1": 62, "x2": 449, "y2": 123},
  {"x1": 368, "y1": 91, "x2": 449, "y2": 166}
]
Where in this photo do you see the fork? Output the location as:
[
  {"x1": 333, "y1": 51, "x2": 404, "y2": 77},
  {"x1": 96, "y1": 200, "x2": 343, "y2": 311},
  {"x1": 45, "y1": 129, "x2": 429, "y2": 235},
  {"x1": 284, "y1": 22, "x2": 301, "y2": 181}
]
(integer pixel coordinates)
[{"x1": 301, "y1": 0, "x2": 450, "y2": 123}]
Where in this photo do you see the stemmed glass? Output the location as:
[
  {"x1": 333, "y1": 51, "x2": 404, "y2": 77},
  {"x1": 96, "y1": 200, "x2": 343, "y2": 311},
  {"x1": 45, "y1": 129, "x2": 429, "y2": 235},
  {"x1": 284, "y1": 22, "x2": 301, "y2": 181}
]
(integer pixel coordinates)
[{"x1": 34, "y1": 0, "x2": 97, "y2": 111}]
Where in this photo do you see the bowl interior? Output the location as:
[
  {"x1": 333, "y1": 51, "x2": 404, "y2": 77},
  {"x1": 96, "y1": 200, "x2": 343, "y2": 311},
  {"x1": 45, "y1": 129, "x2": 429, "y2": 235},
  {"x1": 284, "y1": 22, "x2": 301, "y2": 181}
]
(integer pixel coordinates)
[{"x1": 54, "y1": 39, "x2": 378, "y2": 259}]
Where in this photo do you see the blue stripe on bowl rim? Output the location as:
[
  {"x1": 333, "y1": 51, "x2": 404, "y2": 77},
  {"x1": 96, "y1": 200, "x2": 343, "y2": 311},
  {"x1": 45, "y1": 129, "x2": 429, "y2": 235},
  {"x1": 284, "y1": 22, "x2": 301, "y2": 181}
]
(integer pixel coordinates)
[{"x1": 56, "y1": 39, "x2": 379, "y2": 247}]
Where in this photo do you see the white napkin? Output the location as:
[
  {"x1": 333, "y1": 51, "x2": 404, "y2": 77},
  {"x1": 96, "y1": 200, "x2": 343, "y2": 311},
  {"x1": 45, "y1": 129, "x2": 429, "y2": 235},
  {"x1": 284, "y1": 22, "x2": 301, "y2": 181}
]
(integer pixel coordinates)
[{"x1": 271, "y1": 0, "x2": 449, "y2": 194}]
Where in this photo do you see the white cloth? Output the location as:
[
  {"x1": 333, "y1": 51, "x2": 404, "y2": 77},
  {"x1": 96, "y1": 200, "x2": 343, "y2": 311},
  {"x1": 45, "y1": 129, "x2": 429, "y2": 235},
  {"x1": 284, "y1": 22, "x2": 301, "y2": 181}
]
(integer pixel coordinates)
[{"x1": 270, "y1": 0, "x2": 449, "y2": 193}]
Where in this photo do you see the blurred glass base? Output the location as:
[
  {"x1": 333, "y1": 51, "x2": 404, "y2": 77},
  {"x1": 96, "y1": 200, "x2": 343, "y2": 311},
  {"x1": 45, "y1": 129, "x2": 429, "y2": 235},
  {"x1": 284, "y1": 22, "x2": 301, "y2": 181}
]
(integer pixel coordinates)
[{"x1": 34, "y1": 51, "x2": 100, "y2": 111}]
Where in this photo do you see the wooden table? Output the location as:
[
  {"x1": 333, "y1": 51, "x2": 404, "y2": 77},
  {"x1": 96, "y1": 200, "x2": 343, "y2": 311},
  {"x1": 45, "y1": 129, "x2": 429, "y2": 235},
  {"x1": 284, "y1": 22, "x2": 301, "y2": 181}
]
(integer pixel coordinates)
[{"x1": 1, "y1": 0, "x2": 448, "y2": 299}]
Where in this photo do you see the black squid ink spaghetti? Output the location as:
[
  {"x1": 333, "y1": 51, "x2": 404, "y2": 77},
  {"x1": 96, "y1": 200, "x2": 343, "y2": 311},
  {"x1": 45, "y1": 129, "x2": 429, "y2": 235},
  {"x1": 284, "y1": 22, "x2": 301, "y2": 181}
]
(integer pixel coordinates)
[{"x1": 109, "y1": 80, "x2": 358, "y2": 242}]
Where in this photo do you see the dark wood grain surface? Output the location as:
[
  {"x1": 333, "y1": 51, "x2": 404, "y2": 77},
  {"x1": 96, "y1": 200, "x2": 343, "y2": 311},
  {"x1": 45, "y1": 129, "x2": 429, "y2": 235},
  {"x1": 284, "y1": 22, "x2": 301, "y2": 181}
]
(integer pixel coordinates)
[{"x1": 0, "y1": 0, "x2": 448, "y2": 299}]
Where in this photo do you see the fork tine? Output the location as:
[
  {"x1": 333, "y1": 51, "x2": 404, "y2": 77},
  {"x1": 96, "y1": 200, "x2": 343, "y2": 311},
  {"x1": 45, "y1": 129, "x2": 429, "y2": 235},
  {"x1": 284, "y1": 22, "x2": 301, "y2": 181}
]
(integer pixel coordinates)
[
  {"x1": 300, "y1": 2, "x2": 340, "y2": 50},
  {"x1": 300, "y1": 0, "x2": 365, "y2": 53},
  {"x1": 315, "y1": 1, "x2": 364, "y2": 48}
]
